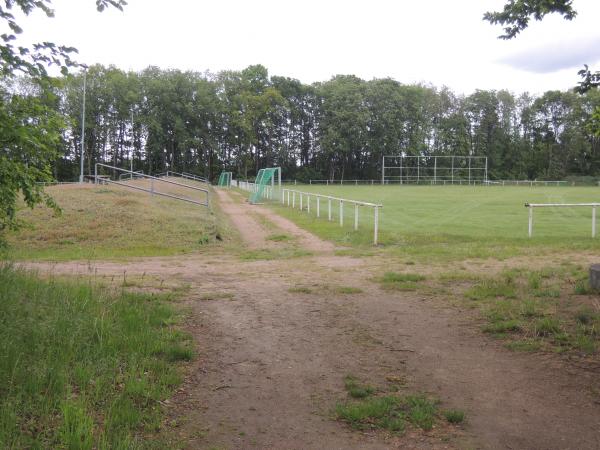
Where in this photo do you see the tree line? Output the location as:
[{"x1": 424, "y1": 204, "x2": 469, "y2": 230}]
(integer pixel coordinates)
[{"x1": 33, "y1": 64, "x2": 600, "y2": 182}]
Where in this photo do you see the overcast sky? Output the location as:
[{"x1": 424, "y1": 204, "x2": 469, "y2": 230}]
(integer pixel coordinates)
[{"x1": 13, "y1": 0, "x2": 600, "y2": 95}]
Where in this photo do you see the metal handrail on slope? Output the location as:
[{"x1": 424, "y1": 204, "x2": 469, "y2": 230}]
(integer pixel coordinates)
[{"x1": 94, "y1": 163, "x2": 210, "y2": 207}]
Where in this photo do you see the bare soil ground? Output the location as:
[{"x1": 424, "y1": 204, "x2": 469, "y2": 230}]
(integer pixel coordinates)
[{"x1": 25, "y1": 190, "x2": 600, "y2": 450}]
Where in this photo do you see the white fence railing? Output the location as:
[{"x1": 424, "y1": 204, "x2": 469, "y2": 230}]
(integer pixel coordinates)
[
  {"x1": 525, "y1": 202, "x2": 600, "y2": 238},
  {"x1": 282, "y1": 188, "x2": 382, "y2": 245},
  {"x1": 305, "y1": 179, "x2": 569, "y2": 187},
  {"x1": 235, "y1": 180, "x2": 276, "y2": 200}
]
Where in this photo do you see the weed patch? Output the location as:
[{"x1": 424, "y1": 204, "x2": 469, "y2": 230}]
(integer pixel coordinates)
[{"x1": 377, "y1": 272, "x2": 426, "y2": 291}]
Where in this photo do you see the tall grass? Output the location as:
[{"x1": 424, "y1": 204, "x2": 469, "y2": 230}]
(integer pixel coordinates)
[{"x1": 0, "y1": 265, "x2": 192, "y2": 448}]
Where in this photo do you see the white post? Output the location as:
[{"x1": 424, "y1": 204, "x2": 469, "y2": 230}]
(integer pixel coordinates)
[
  {"x1": 307, "y1": 195, "x2": 310, "y2": 214},
  {"x1": 593, "y1": 206, "x2": 597, "y2": 238},
  {"x1": 354, "y1": 204, "x2": 359, "y2": 231},
  {"x1": 374, "y1": 206, "x2": 379, "y2": 245},
  {"x1": 80, "y1": 69, "x2": 87, "y2": 183},
  {"x1": 317, "y1": 197, "x2": 320, "y2": 218},
  {"x1": 340, "y1": 200, "x2": 344, "y2": 226},
  {"x1": 328, "y1": 199, "x2": 332, "y2": 221},
  {"x1": 381, "y1": 155, "x2": 385, "y2": 185},
  {"x1": 528, "y1": 206, "x2": 533, "y2": 238},
  {"x1": 281, "y1": 189, "x2": 285, "y2": 204},
  {"x1": 293, "y1": 192, "x2": 296, "y2": 208},
  {"x1": 300, "y1": 193, "x2": 303, "y2": 211}
]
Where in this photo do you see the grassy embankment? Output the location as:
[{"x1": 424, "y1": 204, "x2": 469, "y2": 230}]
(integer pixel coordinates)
[{"x1": 5, "y1": 183, "x2": 229, "y2": 261}]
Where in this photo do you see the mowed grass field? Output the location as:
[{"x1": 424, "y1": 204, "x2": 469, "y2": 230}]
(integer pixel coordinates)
[
  {"x1": 270, "y1": 185, "x2": 600, "y2": 259},
  {"x1": 6, "y1": 183, "x2": 224, "y2": 261}
]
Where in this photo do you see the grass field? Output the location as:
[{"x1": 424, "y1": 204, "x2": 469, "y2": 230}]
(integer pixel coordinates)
[
  {"x1": 269, "y1": 185, "x2": 600, "y2": 260},
  {"x1": 5, "y1": 184, "x2": 226, "y2": 261}
]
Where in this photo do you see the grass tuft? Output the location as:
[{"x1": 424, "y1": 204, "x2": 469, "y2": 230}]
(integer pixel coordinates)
[
  {"x1": 344, "y1": 376, "x2": 375, "y2": 399},
  {"x1": 443, "y1": 409, "x2": 466, "y2": 424}
]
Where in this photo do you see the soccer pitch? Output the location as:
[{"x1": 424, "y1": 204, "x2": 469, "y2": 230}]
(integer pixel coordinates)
[{"x1": 271, "y1": 185, "x2": 600, "y2": 258}]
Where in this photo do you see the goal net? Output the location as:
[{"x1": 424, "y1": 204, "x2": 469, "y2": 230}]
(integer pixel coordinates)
[
  {"x1": 217, "y1": 171, "x2": 232, "y2": 187},
  {"x1": 382, "y1": 155, "x2": 488, "y2": 185},
  {"x1": 249, "y1": 167, "x2": 281, "y2": 204}
]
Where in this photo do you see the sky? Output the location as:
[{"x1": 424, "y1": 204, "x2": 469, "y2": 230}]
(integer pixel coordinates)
[{"x1": 11, "y1": 0, "x2": 600, "y2": 95}]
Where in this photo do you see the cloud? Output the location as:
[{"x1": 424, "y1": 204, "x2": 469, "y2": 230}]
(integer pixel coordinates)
[{"x1": 499, "y1": 36, "x2": 600, "y2": 73}]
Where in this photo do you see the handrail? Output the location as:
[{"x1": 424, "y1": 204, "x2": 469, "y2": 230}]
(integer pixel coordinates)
[
  {"x1": 94, "y1": 163, "x2": 209, "y2": 207},
  {"x1": 282, "y1": 188, "x2": 382, "y2": 245},
  {"x1": 524, "y1": 202, "x2": 599, "y2": 237}
]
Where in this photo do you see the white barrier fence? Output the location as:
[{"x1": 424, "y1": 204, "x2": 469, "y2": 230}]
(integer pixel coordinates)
[
  {"x1": 305, "y1": 179, "x2": 568, "y2": 187},
  {"x1": 525, "y1": 202, "x2": 600, "y2": 238},
  {"x1": 235, "y1": 180, "x2": 276, "y2": 200},
  {"x1": 282, "y1": 188, "x2": 382, "y2": 245}
]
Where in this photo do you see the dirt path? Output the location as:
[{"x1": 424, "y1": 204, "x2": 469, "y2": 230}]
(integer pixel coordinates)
[{"x1": 25, "y1": 192, "x2": 600, "y2": 449}]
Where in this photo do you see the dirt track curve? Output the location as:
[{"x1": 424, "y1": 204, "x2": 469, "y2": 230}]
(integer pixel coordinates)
[{"x1": 26, "y1": 190, "x2": 600, "y2": 449}]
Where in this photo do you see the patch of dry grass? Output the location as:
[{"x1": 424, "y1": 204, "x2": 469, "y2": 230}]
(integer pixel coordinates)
[{"x1": 6, "y1": 184, "x2": 225, "y2": 260}]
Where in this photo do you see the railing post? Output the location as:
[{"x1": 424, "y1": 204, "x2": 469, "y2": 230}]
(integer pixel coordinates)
[
  {"x1": 94, "y1": 164, "x2": 97, "y2": 184},
  {"x1": 354, "y1": 204, "x2": 359, "y2": 230},
  {"x1": 316, "y1": 197, "x2": 320, "y2": 218},
  {"x1": 593, "y1": 206, "x2": 597, "y2": 238},
  {"x1": 374, "y1": 206, "x2": 379, "y2": 245},
  {"x1": 307, "y1": 195, "x2": 310, "y2": 214},
  {"x1": 300, "y1": 193, "x2": 303, "y2": 211},
  {"x1": 528, "y1": 206, "x2": 533, "y2": 237},
  {"x1": 328, "y1": 198, "x2": 332, "y2": 221},
  {"x1": 293, "y1": 192, "x2": 296, "y2": 208},
  {"x1": 339, "y1": 200, "x2": 344, "y2": 226}
]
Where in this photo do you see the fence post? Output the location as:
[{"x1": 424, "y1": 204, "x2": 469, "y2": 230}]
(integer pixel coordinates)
[
  {"x1": 593, "y1": 206, "x2": 597, "y2": 238},
  {"x1": 528, "y1": 206, "x2": 533, "y2": 237},
  {"x1": 307, "y1": 195, "x2": 310, "y2": 214},
  {"x1": 328, "y1": 198, "x2": 332, "y2": 221},
  {"x1": 94, "y1": 164, "x2": 97, "y2": 184},
  {"x1": 317, "y1": 197, "x2": 320, "y2": 218},
  {"x1": 340, "y1": 200, "x2": 344, "y2": 226},
  {"x1": 354, "y1": 204, "x2": 359, "y2": 231},
  {"x1": 374, "y1": 206, "x2": 379, "y2": 245},
  {"x1": 300, "y1": 193, "x2": 303, "y2": 211},
  {"x1": 293, "y1": 192, "x2": 296, "y2": 208}
]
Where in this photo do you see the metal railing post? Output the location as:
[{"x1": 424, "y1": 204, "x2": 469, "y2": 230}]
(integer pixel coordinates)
[
  {"x1": 300, "y1": 193, "x2": 303, "y2": 211},
  {"x1": 340, "y1": 200, "x2": 344, "y2": 226},
  {"x1": 328, "y1": 198, "x2": 332, "y2": 221},
  {"x1": 316, "y1": 197, "x2": 320, "y2": 218},
  {"x1": 374, "y1": 206, "x2": 379, "y2": 245},
  {"x1": 528, "y1": 206, "x2": 533, "y2": 237},
  {"x1": 354, "y1": 204, "x2": 359, "y2": 231},
  {"x1": 593, "y1": 206, "x2": 597, "y2": 238},
  {"x1": 292, "y1": 192, "x2": 296, "y2": 208},
  {"x1": 307, "y1": 195, "x2": 310, "y2": 214}
]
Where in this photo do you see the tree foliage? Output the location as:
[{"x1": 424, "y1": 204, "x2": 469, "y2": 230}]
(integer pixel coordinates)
[
  {"x1": 483, "y1": 0, "x2": 577, "y2": 40},
  {"x1": 45, "y1": 64, "x2": 600, "y2": 185},
  {"x1": 0, "y1": 1, "x2": 125, "y2": 242},
  {"x1": 484, "y1": 0, "x2": 599, "y2": 131}
]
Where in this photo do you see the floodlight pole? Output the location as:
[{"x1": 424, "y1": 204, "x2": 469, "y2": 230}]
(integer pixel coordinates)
[
  {"x1": 130, "y1": 110, "x2": 134, "y2": 174},
  {"x1": 79, "y1": 69, "x2": 87, "y2": 183}
]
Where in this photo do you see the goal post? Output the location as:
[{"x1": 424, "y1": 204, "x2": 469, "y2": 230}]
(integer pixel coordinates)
[
  {"x1": 249, "y1": 167, "x2": 281, "y2": 204},
  {"x1": 382, "y1": 155, "x2": 488, "y2": 185},
  {"x1": 217, "y1": 171, "x2": 232, "y2": 187}
]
